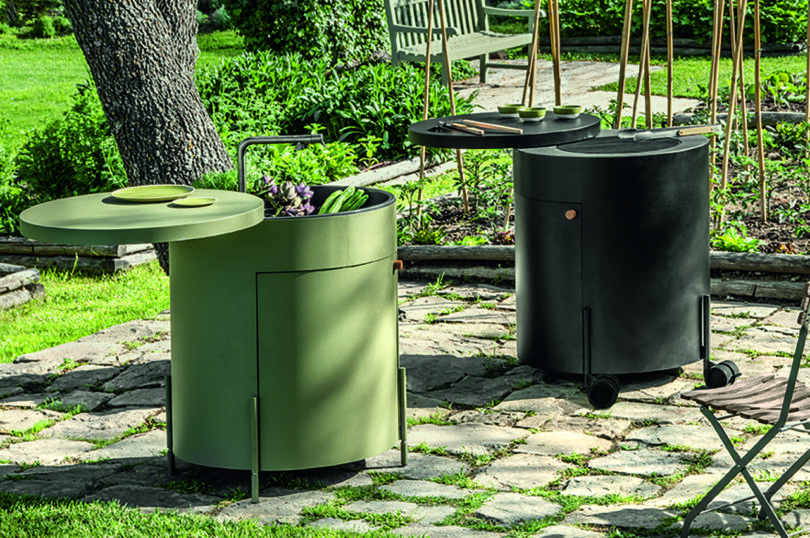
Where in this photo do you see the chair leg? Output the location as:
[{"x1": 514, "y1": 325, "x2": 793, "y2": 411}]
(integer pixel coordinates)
[
  {"x1": 479, "y1": 54, "x2": 488, "y2": 84},
  {"x1": 681, "y1": 406, "x2": 788, "y2": 537},
  {"x1": 760, "y1": 444, "x2": 810, "y2": 519}
]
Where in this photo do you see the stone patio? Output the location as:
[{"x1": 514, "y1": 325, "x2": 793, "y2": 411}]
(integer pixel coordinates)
[{"x1": 1, "y1": 277, "x2": 808, "y2": 536}]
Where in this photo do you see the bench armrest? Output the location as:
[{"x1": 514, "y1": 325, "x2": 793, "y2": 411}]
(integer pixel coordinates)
[
  {"x1": 483, "y1": 6, "x2": 545, "y2": 19},
  {"x1": 391, "y1": 23, "x2": 460, "y2": 37}
]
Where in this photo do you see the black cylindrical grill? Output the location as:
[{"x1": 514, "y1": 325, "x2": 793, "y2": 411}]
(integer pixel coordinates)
[{"x1": 514, "y1": 134, "x2": 710, "y2": 396}]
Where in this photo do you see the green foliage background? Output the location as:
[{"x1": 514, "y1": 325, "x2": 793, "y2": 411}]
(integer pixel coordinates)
[
  {"x1": 220, "y1": 0, "x2": 388, "y2": 64},
  {"x1": 505, "y1": 0, "x2": 809, "y2": 45}
]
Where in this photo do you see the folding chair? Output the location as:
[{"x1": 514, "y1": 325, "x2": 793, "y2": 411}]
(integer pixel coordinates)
[{"x1": 680, "y1": 283, "x2": 810, "y2": 538}]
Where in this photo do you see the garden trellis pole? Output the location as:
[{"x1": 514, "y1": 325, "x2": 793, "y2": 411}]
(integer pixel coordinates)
[
  {"x1": 416, "y1": 0, "x2": 436, "y2": 228},
  {"x1": 631, "y1": 0, "x2": 652, "y2": 128},
  {"x1": 806, "y1": 0, "x2": 810, "y2": 149},
  {"x1": 613, "y1": 0, "x2": 634, "y2": 129},
  {"x1": 521, "y1": 0, "x2": 544, "y2": 106},
  {"x1": 754, "y1": 0, "x2": 767, "y2": 221},
  {"x1": 546, "y1": 0, "x2": 562, "y2": 106},
  {"x1": 436, "y1": 0, "x2": 470, "y2": 214},
  {"x1": 643, "y1": 0, "x2": 653, "y2": 129},
  {"x1": 720, "y1": 0, "x2": 748, "y2": 193},
  {"x1": 708, "y1": 0, "x2": 725, "y2": 172},
  {"x1": 666, "y1": 0, "x2": 673, "y2": 126},
  {"x1": 729, "y1": 0, "x2": 751, "y2": 171}
]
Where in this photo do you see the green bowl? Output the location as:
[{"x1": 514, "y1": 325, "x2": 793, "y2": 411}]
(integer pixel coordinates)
[
  {"x1": 554, "y1": 105, "x2": 582, "y2": 119},
  {"x1": 518, "y1": 107, "x2": 546, "y2": 122},
  {"x1": 498, "y1": 103, "x2": 525, "y2": 116}
]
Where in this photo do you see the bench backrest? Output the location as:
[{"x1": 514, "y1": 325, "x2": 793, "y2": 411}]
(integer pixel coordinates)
[{"x1": 384, "y1": 0, "x2": 487, "y2": 51}]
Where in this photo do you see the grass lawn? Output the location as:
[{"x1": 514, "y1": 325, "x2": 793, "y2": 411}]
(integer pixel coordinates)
[
  {"x1": 597, "y1": 54, "x2": 810, "y2": 100},
  {"x1": 0, "y1": 29, "x2": 245, "y2": 151},
  {"x1": 0, "y1": 492, "x2": 363, "y2": 538},
  {"x1": 0, "y1": 261, "x2": 170, "y2": 364}
]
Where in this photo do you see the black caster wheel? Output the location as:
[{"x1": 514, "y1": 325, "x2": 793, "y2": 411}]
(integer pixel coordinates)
[
  {"x1": 587, "y1": 374, "x2": 620, "y2": 409},
  {"x1": 706, "y1": 360, "x2": 741, "y2": 388}
]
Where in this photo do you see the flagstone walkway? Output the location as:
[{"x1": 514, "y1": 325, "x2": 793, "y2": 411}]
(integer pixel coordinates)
[{"x1": 1, "y1": 279, "x2": 808, "y2": 537}]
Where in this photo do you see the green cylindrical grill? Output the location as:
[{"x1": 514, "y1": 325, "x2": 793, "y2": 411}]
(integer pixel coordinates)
[{"x1": 169, "y1": 185, "x2": 400, "y2": 471}]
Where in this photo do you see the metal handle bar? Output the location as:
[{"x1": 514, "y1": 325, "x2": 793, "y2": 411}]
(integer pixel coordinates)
[{"x1": 236, "y1": 135, "x2": 325, "y2": 193}]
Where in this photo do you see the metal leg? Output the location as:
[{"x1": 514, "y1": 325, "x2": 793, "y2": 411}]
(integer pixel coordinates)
[
  {"x1": 398, "y1": 367, "x2": 408, "y2": 467},
  {"x1": 681, "y1": 405, "x2": 787, "y2": 538},
  {"x1": 760, "y1": 443, "x2": 810, "y2": 519},
  {"x1": 165, "y1": 375, "x2": 175, "y2": 475},
  {"x1": 700, "y1": 294, "x2": 711, "y2": 380},
  {"x1": 251, "y1": 395, "x2": 260, "y2": 503}
]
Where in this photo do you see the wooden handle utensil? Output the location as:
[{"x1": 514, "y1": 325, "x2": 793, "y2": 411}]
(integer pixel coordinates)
[
  {"x1": 462, "y1": 119, "x2": 523, "y2": 134},
  {"x1": 447, "y1": 122, "x2": 484, "y2": 136}
]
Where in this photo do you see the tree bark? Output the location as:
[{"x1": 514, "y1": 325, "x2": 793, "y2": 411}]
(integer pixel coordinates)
[{"x1": 62, "y1": 0, "x2": 233, "y2": 274}]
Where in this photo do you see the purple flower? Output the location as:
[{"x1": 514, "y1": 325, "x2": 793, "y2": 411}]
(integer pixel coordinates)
[{"x1": 254, "y1": 176, "x2": 315, "y2": 217}]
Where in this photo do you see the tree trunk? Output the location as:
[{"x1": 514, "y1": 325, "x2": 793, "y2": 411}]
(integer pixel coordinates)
[{"x1": 62, "y1": 0, "x2": 233, "y2": 274}]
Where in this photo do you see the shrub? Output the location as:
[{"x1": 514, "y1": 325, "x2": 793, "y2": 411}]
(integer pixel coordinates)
[
  {"x1": 196, "y1": 51, "x2": 473, "y2": 164},
  {"x1": 221, "y1": 0, "x2": 387, "y2": 65},
  {"x1": 197, "y1": 0, "x2": 222, "y2": 15},
  {"x1": 51, "y1": 14, "x2": 70, "y2": 35},
  {"x1": 14, "y1": 81, "x2": 127, "y2": 205},
  {"x1": 0, "y1": 140, "x2": 25, "y2": 235},
  {"x1": 208, "y1": 6, "x2": 231, "y2": 31},
  {"x1": 30, "y1": 14, "x2": 54, "y2": 38},
  {"x1": 505, "y1": 0, "x2": 808, "y2": 45}
]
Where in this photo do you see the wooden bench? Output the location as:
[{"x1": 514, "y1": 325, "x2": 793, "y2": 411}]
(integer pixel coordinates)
[{"x1": 384, "y1": 0, "x2": 542, "y2": 85}]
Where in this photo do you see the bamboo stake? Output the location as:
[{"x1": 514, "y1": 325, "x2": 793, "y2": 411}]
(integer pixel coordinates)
[
  {"x1": 737, "y1": 26, "x2": 750, "y2": 172},
  {"x1": 720, "y1": 0, "x2": 747, "y2": 192},
  {"x1": 631, "y1": 0, "x2": 651, "y2": 128},
  {"x1": 551, "y1": 0, "x2": 562, "y2": 105},
  {"x1": 754, "y1": 0, "x2": 767, "y2": 221},
  {"x1": 613, "y1": 0, "x2": 634, "y2": 129},
  {"x1": 806, "y1": 0, "x2": 810, "y2": 149},
  {"x1": 643, "y1": 3, "x2": 653, "y2": 129},
  {"x1": 666, "y1": 0, "x2": 674, "y2": 126},
  {"x1": 416, "y1": 0, "x2": 436, "y2": 228},
  {"x1": 521, "y1": 0, "x2": 544, "y2": 106},
  {"x1": 708, "y1": 0, "x2": 725, "y2": 172},
  {"x1": 436, "y1": 0, "x2": 470, "y2": 214}
]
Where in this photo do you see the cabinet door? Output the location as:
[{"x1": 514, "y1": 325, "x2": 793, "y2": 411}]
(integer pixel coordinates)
[
  {"x1": 516, "y1": 198, "x2": 583, "y2": 373},
  {"x1": 256, "y1": 258, "x2": 398, "y2": 470}
]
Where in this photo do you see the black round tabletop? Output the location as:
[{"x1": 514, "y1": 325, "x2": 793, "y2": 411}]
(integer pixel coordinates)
[{"x1": 408, "y1": 111, "x2": 601, "y2": 150}]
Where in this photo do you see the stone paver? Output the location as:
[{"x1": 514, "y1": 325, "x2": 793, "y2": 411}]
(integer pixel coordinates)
[
  {"x1": 40, "y1": 407, "x2": 157, "y2": 441},
  {"x1": 563, "y1": 504, "x2": 674, "y2": 530},
  {"x1": 562, "y1": 475, "x2": 661, "y2": 500},
  {"x1": 216, "y1": 488, "x2": 335, "y2": 526},
  {"x1": 407, "y1": 423, "x2": 527, "y2": 456},
  {"x1": 344, "y1": 499, "x2": 456, "y2": 525},
  {"x1": 2, "y1": 280, "x2": 809, "y2": 537},
  {"x1": 474, "y1": 491, "x2": 561, "y2": 526},
  {"x1": 515, "y1": 431, "x2": 612, "y2": 456},
  {"x1": 380, "y1": 479, "x2": 469, "y2": 500},
  {"x1": 588, "y1": 448, "x2": 689, "y2": 477},
  {"x1": 474, "y1": 453, "x2": 570, "y2": 490}
]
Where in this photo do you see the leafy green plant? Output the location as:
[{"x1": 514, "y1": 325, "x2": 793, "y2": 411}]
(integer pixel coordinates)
[
  {"x1": 221, "y1": 0, "x2": 387, "y2": 65},
  {"x1": 459, "y1": 149, "x2": 515, "y2": 233},
  {"x1": 711, "y1": 222, "x2": 764, "y2": 253},
  {"x1": 196, "y1": 51, "x2": 472, "y2": 164},
  {"x1": 29, "y1": 14, "x2": 54, "y2": 38}
]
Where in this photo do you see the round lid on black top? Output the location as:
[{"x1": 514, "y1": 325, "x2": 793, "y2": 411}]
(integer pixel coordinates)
[{"x1": 557, "y1": 135, "x2": 682, "y2": 155}]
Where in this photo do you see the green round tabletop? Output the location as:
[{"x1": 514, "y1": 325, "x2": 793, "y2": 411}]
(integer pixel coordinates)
[{"x1": 20, "y1": 189, "x2": 265, "y2": 245}]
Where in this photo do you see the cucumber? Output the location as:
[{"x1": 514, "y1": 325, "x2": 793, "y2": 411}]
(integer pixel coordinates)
[{"x1": 318, "y1": 190, "x2": 343, "y2": 215}]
